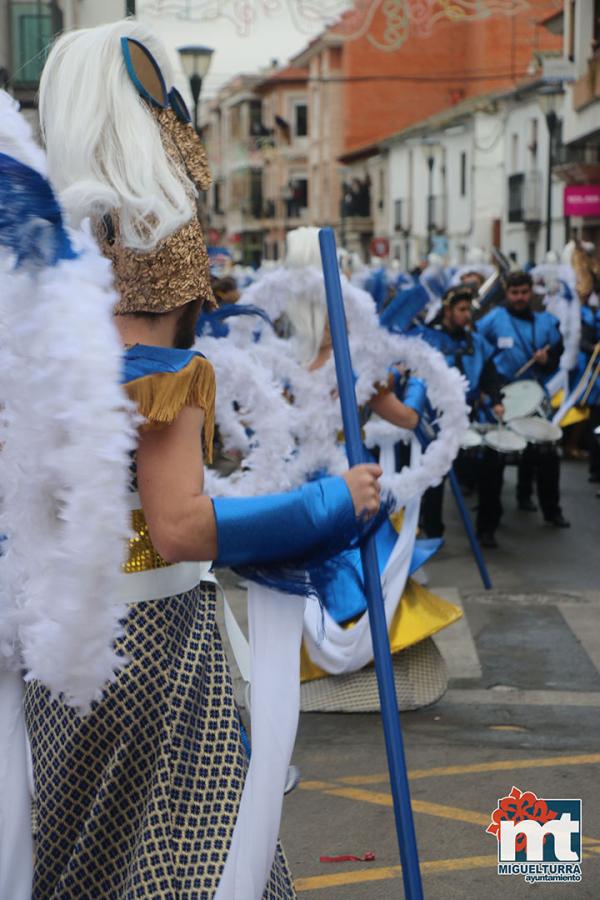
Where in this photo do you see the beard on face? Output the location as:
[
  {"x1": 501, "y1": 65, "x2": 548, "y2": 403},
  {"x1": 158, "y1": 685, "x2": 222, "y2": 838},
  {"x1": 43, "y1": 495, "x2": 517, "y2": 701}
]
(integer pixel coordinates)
[
  {"x1": 508, "y1": 297, "x2": 530, "y2": 313},
  {"x1": 173, "y1": 299, "x2": 202, "y2": 349}
]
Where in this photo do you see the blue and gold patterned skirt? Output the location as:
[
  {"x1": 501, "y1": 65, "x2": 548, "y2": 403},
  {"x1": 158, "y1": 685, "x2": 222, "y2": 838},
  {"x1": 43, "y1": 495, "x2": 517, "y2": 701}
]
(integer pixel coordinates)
[{"x1": 24, "y1": 581, "x2": 295, "y2": 898}]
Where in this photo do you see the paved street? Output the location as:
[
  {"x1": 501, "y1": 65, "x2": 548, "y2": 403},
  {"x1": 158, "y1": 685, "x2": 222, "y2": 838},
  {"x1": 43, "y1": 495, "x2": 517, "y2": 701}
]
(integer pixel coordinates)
[{"x1": 218, "y1": 459, "x2": 600, "y2": 898}]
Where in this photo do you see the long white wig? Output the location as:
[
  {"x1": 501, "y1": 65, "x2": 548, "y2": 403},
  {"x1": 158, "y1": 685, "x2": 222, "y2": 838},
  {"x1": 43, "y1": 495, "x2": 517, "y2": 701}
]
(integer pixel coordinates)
[
  {"x1": 39, "y1": 20, "x2": 196, "y2": 251},
  {"x1": 283, "y1": 227, "x2": 328, "y2": 366}
]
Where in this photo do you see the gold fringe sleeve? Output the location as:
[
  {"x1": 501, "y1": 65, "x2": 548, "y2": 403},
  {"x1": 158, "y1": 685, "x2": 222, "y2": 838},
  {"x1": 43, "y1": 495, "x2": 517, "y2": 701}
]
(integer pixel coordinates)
[{"x1": 124, "y1": 356, "x2": 216, "y2": 463}]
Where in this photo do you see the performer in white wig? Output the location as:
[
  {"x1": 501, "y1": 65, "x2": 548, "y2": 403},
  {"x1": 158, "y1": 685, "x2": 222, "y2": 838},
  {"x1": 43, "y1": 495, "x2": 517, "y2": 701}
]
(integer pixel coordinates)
[
  {"x1": 4, "y1": 22, "x2": 383, "y2": 899},
  {"x1": 451, "y1": 247, "x2": 494, "y2": 287},
  {"x1": 420, "y1": 252, "x2": 452, "y2": 323},
  {"x1": 532, "y1": 249, "x2": 581, "y2": 395},
  {"x1": 200, "y1": 227, "x2": 468, "y2": 711}
]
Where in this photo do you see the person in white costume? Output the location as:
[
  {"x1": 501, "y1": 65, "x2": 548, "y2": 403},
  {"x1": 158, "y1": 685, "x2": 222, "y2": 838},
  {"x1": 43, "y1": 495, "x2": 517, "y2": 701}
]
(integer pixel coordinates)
[
  {"x1": 0, "y1": 22, "x2": 383, "y2": 899},
  {"x1": 198, "y1": 228, "x2": 469, "y2": 711}
]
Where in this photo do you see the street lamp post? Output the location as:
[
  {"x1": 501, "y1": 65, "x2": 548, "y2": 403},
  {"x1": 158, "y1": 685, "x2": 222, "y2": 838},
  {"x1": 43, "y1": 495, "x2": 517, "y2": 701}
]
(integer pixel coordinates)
[
  {"x1": 426, "y1": 154, "x2": 435, "y2": 254},
  {"x1": 420, "y1": 137, "x2": 438, "y2": 256},
  {"x1": 177, "y1": 45, "x2": 215, "y2": 133},
  {"x1": 538, "y1": 88, "x2": 562, "y2": 254},
  {"x1": 544, "y1": 109, "x2": 559, "y2": 253}
]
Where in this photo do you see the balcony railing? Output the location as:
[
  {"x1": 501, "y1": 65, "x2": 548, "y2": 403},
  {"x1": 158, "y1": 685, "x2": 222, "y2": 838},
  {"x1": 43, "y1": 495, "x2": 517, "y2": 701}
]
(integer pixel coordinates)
[
  {"x1": 240, "y1": 199, "x2": 264, "y2": 220},
  {"x1": 572, "y1": 54, "x2": 600, "y2": 112},
  {"x1": 508, "y1": 171, "x2": 542, "y2": 224},
  {"x1": 341, "y1": 179, "x2": 371, "y2": 218},
  {"x1": 244, "y1": 198, "x2": 309, "y2": 223}
]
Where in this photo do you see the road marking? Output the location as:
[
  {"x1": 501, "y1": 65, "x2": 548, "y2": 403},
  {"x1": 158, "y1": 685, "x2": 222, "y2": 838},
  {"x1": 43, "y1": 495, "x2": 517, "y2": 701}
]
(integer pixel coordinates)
[
  {"x1": 296, "y1": 777, "x2": 600, "y2": 892},
  {"x1": 334, "y1": 752, "x2": 600, "y2": 787},
  {"x1": 560, "y1": 605, "x2": 600, "y2": 677},
  {"x1": 323, "y1": 786, "x2": 490, "y2": 825},
  {"x1": 295, "y1": 855, "x2": 497, "y2": 891},
  {"x1": 317, "y1": 784, "x2": 600, "y2": 839},
  {"x1": 300, "y1": 780, "x2": 336, "y2": 791},
  {"x1": 488, "y1": 725, "x2": 527, "y2": 732},
  {"x1": 432, "y1": 587, "x2": 482, "y2": 679},
  {"x1": 295, "y1": 848, "x2": 599, "y2": 892},
  {"x1": 298, "y1": 761, "x2": 600, "y2": 889}
]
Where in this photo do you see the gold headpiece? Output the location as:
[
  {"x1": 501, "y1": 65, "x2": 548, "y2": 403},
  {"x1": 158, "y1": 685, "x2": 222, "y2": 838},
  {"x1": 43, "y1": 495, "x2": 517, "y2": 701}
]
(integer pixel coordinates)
[
  {"x1": 572, "y1": 239, "x2": 600, "y2": 302},
  {"x1": 100, "y1": 37, "x2": 216, "y2": 315}
]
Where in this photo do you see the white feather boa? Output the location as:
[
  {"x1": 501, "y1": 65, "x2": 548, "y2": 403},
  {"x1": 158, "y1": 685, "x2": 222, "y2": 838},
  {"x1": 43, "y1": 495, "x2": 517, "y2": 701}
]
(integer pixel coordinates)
[
  {"x1": 0, "y1": 92, "x2": 46, "y2": 173},
  {"x1": 0, "y1": 94, "x2": 135, "y2": 713},
  {"x1": 200, "y1": 266, "x2": 469, "y2": 505}
]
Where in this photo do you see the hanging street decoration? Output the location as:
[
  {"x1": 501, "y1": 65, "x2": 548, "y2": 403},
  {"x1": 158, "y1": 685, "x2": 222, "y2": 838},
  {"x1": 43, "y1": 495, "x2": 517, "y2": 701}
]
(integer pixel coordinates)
[{"x1": 139, "y1": 1, "x2": 535, "y2": 48}]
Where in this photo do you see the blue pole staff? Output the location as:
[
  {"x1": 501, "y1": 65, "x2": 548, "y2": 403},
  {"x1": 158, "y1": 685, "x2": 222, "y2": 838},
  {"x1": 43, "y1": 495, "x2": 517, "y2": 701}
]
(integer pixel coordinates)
[
  {"x1": 448, "y1": 469, "x2": 492, "y2": 590},
  {"x1": 416, "y1": 420, "x2": 492, "y2": 590},
  {"x1": 319, "y1": 228, "x2": 424, "y2": 900}
]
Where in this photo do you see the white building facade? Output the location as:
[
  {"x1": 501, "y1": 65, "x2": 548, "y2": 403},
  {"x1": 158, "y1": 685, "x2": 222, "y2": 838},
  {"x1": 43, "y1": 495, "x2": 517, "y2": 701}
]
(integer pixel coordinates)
[
  {"x1": 379, "y1": 83, "x2": 569, "y2": 270},
  {"x1": 500, "y1": 85, "x2": 566, "y2": 264},
  {"x1": 385, "y1": 96, "x2": 505, "y2": 268}
]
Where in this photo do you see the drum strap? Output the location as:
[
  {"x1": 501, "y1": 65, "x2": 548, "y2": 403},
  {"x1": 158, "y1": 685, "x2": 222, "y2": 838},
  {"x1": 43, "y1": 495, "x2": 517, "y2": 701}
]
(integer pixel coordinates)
[{"x1": 512, "y1": 317, "x2": 535, "y2": 360}]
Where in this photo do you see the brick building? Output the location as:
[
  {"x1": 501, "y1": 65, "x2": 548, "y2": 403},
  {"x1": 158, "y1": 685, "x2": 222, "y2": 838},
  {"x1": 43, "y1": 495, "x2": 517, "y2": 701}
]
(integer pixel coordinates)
[
  {"x1": 332, "y1": 0, "x2": 563, "y2": 155},
  {"x1": 256, "y1": 65, "x2": 310, "y2": 261},
  {"x1": 203, "y1": 2, "x2": 563, "y2": 264},
  {"x1": 203, "y1": 73, "x2": 266, "y2": 266},
  {"x1": 289, "y1": 0, "x2": 562, "y2": 254}
]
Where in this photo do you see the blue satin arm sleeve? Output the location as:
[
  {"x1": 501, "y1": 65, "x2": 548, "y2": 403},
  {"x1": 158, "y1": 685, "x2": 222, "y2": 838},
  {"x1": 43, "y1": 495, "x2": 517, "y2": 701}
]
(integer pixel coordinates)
[
  {"x1": 212, "y1": 476, "x2": 358, "y2": 568},
  {"x1": 403, "y1": 377, "x2": 427, "y2": 418}
]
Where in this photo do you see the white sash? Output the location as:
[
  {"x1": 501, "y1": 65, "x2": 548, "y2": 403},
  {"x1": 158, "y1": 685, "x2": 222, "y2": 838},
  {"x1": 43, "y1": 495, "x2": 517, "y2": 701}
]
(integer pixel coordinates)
[
  {"x1": 0, "y1": 671, "x2": 33, "y2": 900},
  {"x1": 119, "y1": 561, "x2": 213, "y2": 604},
  {"x1": 215, "y1": 584, "x2": 304, "y2": 899}
]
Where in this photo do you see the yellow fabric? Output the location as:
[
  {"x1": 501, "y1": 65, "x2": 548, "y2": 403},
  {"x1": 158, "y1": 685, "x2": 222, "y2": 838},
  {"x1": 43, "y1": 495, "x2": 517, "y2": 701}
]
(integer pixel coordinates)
[
  {"x1": 124, "y1": 355, "x2": 216, "y2": 462},
  {"x1": 551, "y1": 390, "x2": 589, "y2": 426},
  {"x1": 389, "y1": 508, "x2": 405, "y2": 533},
  {"x1": 300, "y1": 578, "x2": 462, "y2": 683},
  {"x1": 561, "y1": 406, "x2": 589, "y2": 427}
]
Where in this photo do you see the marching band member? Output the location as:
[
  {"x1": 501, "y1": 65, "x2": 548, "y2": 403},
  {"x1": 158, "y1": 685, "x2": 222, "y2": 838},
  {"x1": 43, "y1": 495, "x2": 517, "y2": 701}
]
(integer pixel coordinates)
[
  {"x1": 477, "y1": 271, "x2": 570, "y2": 528},
  {"x1": 418, "y1": 286, "x2": 505, "y2": 547}
]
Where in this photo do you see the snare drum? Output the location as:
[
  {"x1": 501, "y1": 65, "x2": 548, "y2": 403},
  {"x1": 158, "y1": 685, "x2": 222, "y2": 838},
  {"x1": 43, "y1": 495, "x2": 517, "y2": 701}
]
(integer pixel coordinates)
[
  {"x1": 509, "y1": 416, "x2": 562, "y2": 446},
  {"x1": 501, "y1": 380, "x2": 545, "y2": 421},
  {"x1": 483, "y1": 427, "x2": 527, "y2": 455},
  {"x1": 460, "y1": 427, "x2": 483, "y2": 452}
]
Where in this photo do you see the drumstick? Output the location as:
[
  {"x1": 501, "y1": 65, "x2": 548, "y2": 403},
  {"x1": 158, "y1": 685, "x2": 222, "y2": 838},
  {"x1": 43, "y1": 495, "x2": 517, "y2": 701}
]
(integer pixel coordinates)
[
  {"x1": 580, "y1": 355, "x2": 600, "y2": 407},
  {"x1": 514, "y1": 344, "x2": 551, "y2": 379}
]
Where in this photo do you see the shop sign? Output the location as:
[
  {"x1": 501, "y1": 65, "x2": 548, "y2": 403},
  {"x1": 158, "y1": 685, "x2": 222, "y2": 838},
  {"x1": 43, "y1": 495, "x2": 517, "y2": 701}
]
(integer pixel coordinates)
[{"x1": 564, "y1": 184, "x2": 600, "y2": 217}]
